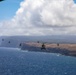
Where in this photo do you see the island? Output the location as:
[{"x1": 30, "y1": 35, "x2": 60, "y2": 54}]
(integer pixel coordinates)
[{"x1": 19, "y1": 42, "x2": 76, "y2": 57}]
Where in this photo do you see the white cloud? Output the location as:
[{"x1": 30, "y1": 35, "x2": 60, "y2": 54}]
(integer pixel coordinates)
[{"x1": 0, "y1": 0, "x2": 76, "y2": 36}]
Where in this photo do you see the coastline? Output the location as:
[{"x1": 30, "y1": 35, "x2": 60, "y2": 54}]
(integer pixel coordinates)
[{"x1": 20, "y1": 42, "x2": 76, "y2": 57}]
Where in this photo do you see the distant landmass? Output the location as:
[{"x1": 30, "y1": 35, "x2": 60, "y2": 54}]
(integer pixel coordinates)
[
  {"x1": 0, "y1": 35, "x2": 76, "y2": 57},
  {"x1": 1, "y1": 35, "x2": 76, "y2": 45},
  {"x1": 20, "y1": 42, "x2": 76, "y2": 57}
]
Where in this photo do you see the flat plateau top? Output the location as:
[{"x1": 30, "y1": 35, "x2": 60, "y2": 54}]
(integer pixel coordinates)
[{"x1": 23, "y1": 42, "x2": 76, "y2": 51}]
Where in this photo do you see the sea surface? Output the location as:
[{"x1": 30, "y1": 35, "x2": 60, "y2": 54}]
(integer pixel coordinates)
[{"x1": 0, "y1": 47, "x2": 76, "y2": 75}]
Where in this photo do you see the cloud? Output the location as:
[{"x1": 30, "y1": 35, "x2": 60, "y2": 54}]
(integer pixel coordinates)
[{"x1": 0, "y1": 0, "x2": 76, "y2": 36}]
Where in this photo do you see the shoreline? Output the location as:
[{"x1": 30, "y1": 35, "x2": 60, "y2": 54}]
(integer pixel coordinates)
[{"x1": 20, "y1": 42, "x2": 76, "y2": 57}]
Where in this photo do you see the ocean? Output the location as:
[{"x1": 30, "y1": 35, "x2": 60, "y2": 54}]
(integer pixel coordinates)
[{"x1": 0, "y1": 47, "x2": 76, "y2": 75}]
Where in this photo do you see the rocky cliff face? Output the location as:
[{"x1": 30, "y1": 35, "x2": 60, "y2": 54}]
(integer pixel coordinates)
[
  {"x1": 1, "y1": 35, "x2": 76, "y2": 48},
  {"x1": 20, "y1": 42, "x2": 69, "y2": 56}
]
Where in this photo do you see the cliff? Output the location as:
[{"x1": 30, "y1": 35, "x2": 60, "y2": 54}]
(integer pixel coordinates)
[{"x1": 20, "y1": 42, "x2": 76, "y2": 56}]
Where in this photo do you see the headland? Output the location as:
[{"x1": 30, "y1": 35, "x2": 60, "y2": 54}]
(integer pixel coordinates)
[{"x1": 20, "y1": 42, "x2": 76, "y2": 57}]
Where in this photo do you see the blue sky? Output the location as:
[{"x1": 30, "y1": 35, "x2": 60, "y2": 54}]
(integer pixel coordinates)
[
  {"x1": 0, "y1": 0, "x2": 23, "y2": 21},
  {"x1": 74, "y1": 0, "x2": 76, "y2": 3},
  {"x1": 0, "y1": 0, "x2": 76, "y2": 21}
]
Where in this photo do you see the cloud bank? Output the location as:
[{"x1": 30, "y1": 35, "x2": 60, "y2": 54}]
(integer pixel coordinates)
[{"x1": 0, "y1": 0, "x2": 76, "y2": 36}]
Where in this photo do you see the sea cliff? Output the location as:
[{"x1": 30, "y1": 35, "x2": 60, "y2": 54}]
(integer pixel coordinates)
[{"x1": 20, "y1": 42, "x2": 76, "y2": 57}]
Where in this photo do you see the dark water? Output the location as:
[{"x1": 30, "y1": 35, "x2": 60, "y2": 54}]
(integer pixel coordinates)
[{"x1": 0, "y1": 47, "x2": 76, "y2": 75}]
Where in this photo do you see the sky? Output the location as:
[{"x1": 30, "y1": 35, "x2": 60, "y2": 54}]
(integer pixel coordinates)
[
  {"x1": 74, "y1": 0, "x2": 76, "y2": 3},
  {"x1": 0, "y1": 0, "x2": 23, "y2": 20},
  {"x1": 0, "y1": 0, "x2": 76, "y2": 36}
]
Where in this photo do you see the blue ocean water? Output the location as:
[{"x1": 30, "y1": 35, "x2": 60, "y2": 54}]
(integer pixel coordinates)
[{"x1": 0, "y1": 47, "x2": 76, "y2": 75}]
